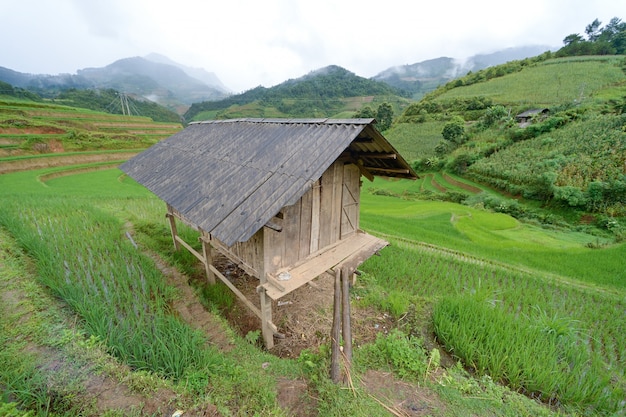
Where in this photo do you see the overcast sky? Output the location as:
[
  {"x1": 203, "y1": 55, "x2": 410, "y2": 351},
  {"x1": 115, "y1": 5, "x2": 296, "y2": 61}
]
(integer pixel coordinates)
[{"x1": 2, "y1": 0, "x2": 625, "y2": 92}]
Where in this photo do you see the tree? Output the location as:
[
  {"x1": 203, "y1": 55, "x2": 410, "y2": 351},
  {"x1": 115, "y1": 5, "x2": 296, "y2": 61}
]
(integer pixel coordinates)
[
  {"x1": 557, "y1": 17, "x2": 626, "y2": 57},
  {"x1": 441, "y1": 116, "x2": 466, "y2": 144},
  {"x1": 481, "y1": 105, "x2": 509, "y2": 127},
  {"x1": 353, "y1": 105, "x2": 375, "y2": 118},
  {"x1": 599, "y1": 17, "x2": 626, "y2": 41},
  {"x1": 612, "y1": 31, "x2": 626, "y2": 54},
  {"x1": 563, "y1": 33, "x2": 584, "y2": 45},
  {"x1": 585, "y1": 19, "x2": 602, "y2": 41},
  {"x1": 376, "y1": 102, "x2": 394, "y2": 131}
]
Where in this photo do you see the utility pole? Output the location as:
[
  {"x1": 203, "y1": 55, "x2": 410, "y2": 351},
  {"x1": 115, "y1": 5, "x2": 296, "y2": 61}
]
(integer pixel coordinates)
[{"x1": 120, "y1": 93, "x2": 131, "y2": 116}]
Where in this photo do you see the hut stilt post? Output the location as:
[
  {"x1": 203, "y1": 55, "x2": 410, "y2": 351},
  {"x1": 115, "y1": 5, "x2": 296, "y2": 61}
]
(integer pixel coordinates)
[
  {"x1": 341, "y1": 265, "x2": 353, "y2": 367},
  {"x1": 165, "y1": 204, "x2": 180, "y2": 251},
  {"x1": 201, "y1": 233, "x2": 216, "y2": 285},
  {"x1": 331, "y1": 268, "x2": 342, "y2": 383},
  {"x1": 259, "y1": 287, "x2": 274, "y2": 349}
]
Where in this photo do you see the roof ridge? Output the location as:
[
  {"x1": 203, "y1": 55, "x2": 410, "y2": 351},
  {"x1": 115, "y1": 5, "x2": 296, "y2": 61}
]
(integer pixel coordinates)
[{"x1": 190, "y1": 118, "x2": 375, "y2": 125}]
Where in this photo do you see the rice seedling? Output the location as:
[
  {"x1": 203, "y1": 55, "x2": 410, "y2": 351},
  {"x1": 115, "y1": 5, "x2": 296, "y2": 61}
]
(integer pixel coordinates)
[
  {"x1": 432, "y1": 293, "x2": 623, "y2": 414},
  {"x1": 0, "y1": 196, "x2": 224, "y2": 381}
]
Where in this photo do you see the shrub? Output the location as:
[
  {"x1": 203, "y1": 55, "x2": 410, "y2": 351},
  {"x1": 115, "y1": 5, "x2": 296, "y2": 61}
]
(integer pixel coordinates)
[
  {"x1": 553, "y1": 185, "x2": 587, "y2": 207},
  {"x1": 357, "y1": 329, "x2": 428, "y2": 381}
]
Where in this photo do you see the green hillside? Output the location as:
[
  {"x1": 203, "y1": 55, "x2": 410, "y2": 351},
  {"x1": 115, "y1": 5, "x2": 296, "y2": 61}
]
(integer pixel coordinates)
[
  {"x1": 390, "y1": 54, "x2": 626, "y2": 233},
  {"x1": 0, "y1": 80, "x2": 182, "y2": 123},
  {"x1": 184, "y1": 65, "x2": 409, "y2": 121},
  {"x1": 434, "y1": 56, "x2": 625, "y2": 105},
  {"x1": 0, "y1": 97, "x2": 182, "y2": 172}
]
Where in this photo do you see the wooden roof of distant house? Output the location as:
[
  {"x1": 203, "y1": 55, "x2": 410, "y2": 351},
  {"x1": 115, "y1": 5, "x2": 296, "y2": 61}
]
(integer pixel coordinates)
[{"x1": 120, "y1": 118, "x2": 417, "y2": 247}]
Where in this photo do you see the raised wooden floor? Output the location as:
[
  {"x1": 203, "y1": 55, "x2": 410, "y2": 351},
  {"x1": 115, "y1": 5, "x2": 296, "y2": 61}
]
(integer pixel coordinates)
[{"x1": 263, "y1": 230, "x2": 388, "y2": 300}]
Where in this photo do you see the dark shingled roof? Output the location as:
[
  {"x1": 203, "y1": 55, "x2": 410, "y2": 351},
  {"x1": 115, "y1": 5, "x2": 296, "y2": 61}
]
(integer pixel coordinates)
[{"x1": 120, "y1": 118, "x2": 416, "y2": 246}]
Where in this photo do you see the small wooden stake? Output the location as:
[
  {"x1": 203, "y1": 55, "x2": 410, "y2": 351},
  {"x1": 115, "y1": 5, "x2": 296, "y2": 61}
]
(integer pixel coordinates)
[{"x1": 330, "y1": 268, "x2": 342, "y2": 383}]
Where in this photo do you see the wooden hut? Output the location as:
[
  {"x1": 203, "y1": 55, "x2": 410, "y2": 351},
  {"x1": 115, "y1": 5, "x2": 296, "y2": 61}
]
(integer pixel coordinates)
[
  {"x1": 515, "y1": 108, "x2": 549, "y2": 126},
  {"x1": 121, "y1": 118, "x2": 417, "y2": 349}
]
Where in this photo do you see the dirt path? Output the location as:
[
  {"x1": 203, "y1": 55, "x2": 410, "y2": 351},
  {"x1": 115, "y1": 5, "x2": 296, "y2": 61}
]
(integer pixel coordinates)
[{"x1": 147, "y1": 252, "x2": 236, "y2": 352}]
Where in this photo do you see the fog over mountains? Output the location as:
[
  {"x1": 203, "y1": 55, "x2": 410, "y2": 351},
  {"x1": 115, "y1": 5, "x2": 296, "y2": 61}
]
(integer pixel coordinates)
[
  {"x1": 372, "y1": 45, "x2": 553, "y2": 98},
  {"x1": 0, "y1": 45, "x2": 553, "y2": 110}
]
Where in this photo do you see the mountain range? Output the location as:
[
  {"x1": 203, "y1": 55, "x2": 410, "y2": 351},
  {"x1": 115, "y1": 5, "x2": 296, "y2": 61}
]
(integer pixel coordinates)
[{"x1": 0, "y1": 45, "x2": 553, "y2": 114}]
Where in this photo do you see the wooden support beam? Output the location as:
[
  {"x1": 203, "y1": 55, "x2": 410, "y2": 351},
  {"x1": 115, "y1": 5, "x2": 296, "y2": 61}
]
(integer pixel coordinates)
[
  {"x1": 330, "y1": 268, "x2": 342, "y2": 383},
  {"x1": 362, "y1": 166, "x2": 410, "y2": 175},
  {"x1": 165, "y1": 211, "x2": 180, "y2": 251},
  {"x1": 174, "y1": 235, "x2": 205, "y2": 263},
  {"x1": 264, "y1": 219, "x2": 283, "y2": 232},
  {"x1": 202, "y1": 238, "x2": 216, "y2": 285},
  {"x1": 355, "y1": 159, "x2": 374, "y2": 182},
  {"x1": 259, "y1": 287, "x2": 274, "y2": 349},
  {"x1": 210, "y1": 264, "x2": 259, "y2": 318},
  {"x1": 354, "y1": 152, "x2": 397, "y2": 159},
  {"x1": 203, "y1": 237, "x2": 259, "y2": 279},
  {"x1": 341, "y1": 266, "x2": 353, "y2": 367}
]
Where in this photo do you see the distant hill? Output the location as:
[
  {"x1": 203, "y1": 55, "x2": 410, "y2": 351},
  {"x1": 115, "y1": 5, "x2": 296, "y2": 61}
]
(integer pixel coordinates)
[
  {"x1": 184, "y1": 65, "x2": 406, "y2": 121},
  {"x1": 76, "y1": 57, "x2": 228, "y2": 108},
  {"x1": 144, "y1": 53, "x2": 230, "y2": 94},
  {"x1": 391, "y1": 54, "x2": 626, "y2": 218},
  {"x1": 0, "y1": 97, "x2": 182, "y2": 168},
  {"x1": 0, "y1": 55, "x2": 230, "y2": 114},
  {"x1": 372, "y1": 45, "x2": 554, "y2": 99}
]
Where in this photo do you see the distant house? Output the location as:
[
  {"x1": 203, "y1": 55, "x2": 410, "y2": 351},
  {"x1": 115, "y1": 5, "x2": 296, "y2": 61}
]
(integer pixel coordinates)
[
  {"x1": 515, "y1": 108, "x2": 549, "y2": 126},
  {"x1": 121, "y1": 118, "x2": 417, "y2": 348}
]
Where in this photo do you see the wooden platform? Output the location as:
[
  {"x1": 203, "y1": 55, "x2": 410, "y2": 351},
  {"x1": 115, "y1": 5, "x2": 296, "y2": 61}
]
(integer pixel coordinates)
[{"x1": 263, "y1": 231, "x2": 388, "y2": 300}]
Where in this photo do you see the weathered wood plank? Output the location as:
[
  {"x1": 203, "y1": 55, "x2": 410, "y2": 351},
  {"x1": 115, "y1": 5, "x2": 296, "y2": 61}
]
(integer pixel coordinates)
[
  {"x1": 205, "y1": 236, "x2": 260, "y2": 279},
  {"x1": 263, "y1": 224, "x2": 285, "y2": 276},
  {"x1": 263, "y1": 232, "x2": 388, "y2": 300},
  {"x1": 319, "y1": 163, "x2": 335, "y2": 248},
  {"x1": 299, "y1": 190, "x2": 313, "y2": 260},
  {"x1": 283, "y1": 200, "x2": 301, "y2": 267},
  {"x1": 309, "y1": 181, "x2": 321, "y2": 253},
  {"x1": 330, "y1": 161, "x2": 344, "y2": 244}
]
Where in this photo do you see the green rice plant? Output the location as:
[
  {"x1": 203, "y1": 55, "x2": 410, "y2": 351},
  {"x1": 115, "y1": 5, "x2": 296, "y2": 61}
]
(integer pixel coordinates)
[
  {"x1": 432, "y1": 293, "x2": 624, "y2": 414},
  {"x1": 357, "y1": 193, "x2": 626, "y2": 413},
  {"x1": 0, "y1": 196, "x2": 225, "y2": 381}
]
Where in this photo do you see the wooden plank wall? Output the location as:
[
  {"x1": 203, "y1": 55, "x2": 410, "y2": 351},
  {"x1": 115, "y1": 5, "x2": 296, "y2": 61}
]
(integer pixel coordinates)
[
  {"x1": 263, "y1": 160, "x2": 361, "y2": 276},
  {"x1": 212, "y1": 228, "x2": 264, "y2": 278}
]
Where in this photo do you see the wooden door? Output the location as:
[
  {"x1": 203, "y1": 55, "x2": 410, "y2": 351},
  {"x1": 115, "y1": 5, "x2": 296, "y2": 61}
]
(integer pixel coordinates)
[{"x1": 341, "y1": 164, "x2": 360, "y2": 238}]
